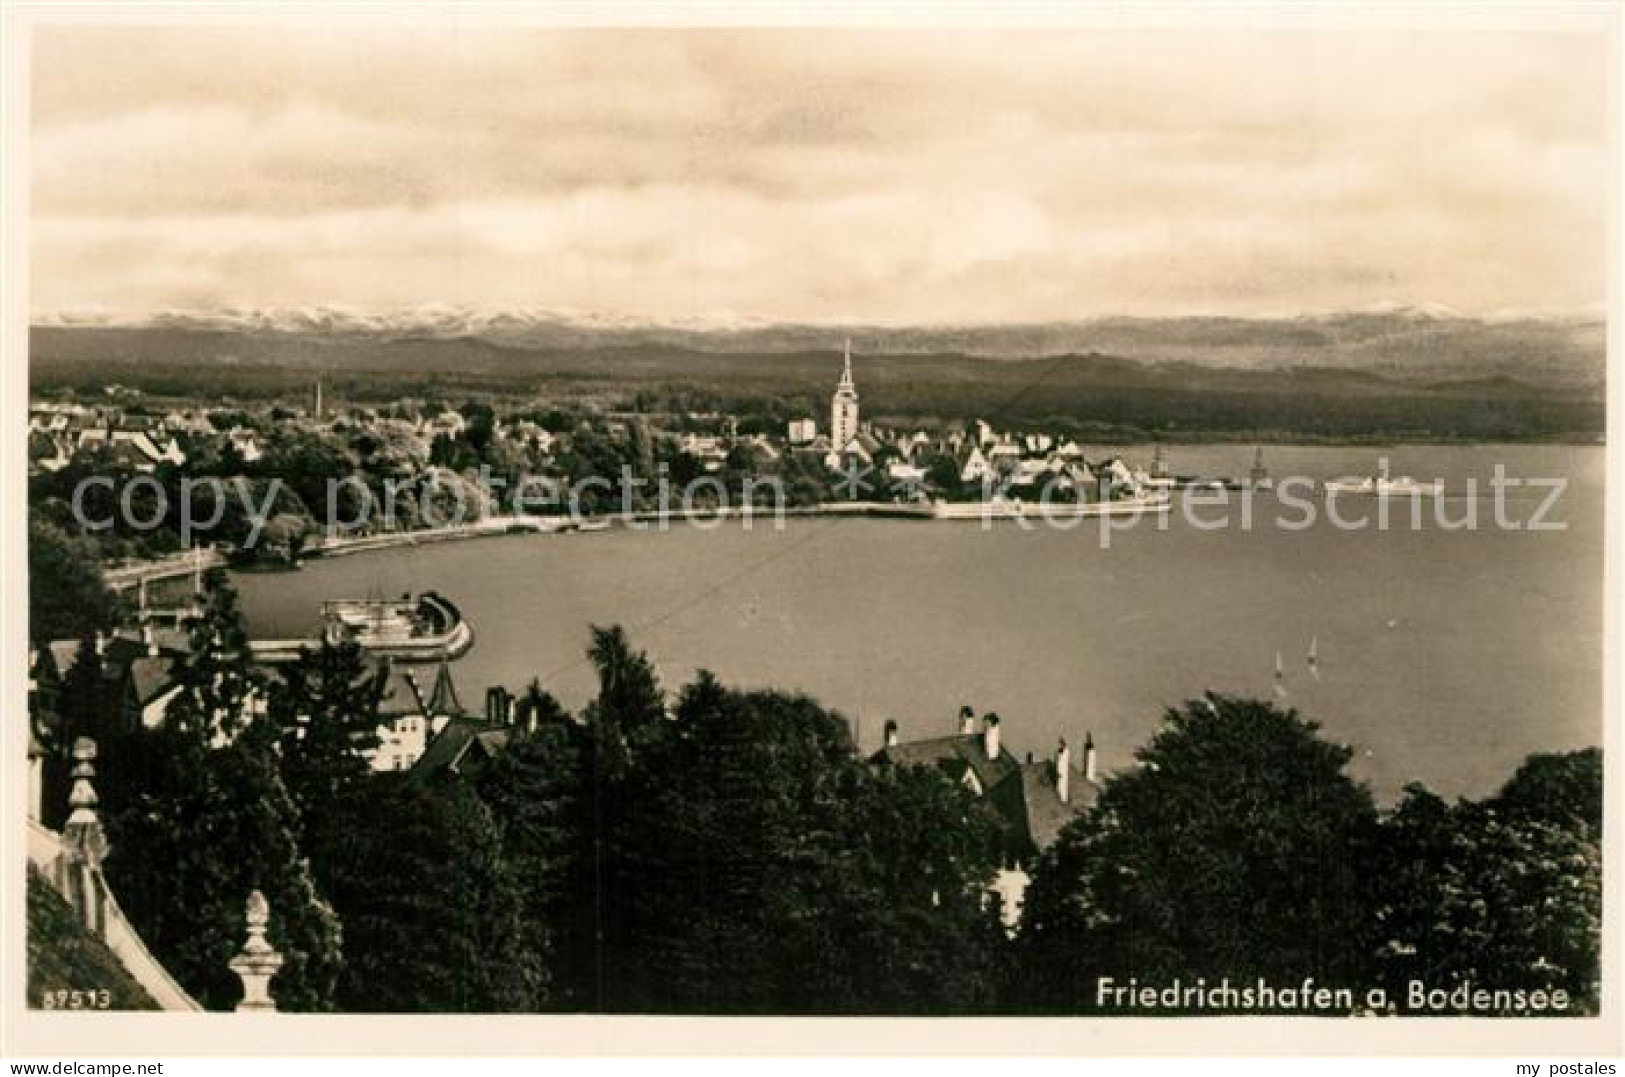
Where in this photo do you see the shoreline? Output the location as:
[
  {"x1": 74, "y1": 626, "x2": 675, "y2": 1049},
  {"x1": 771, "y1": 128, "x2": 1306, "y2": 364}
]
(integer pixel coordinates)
[{"x1": 104, "y1": 494, "x2": 1179, "y2": 590}]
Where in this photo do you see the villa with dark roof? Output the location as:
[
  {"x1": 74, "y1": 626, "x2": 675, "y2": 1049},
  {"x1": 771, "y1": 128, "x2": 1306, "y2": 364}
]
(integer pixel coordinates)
[{"x1": 869, "y1": 708, "x2": 1102, "y2": 928}]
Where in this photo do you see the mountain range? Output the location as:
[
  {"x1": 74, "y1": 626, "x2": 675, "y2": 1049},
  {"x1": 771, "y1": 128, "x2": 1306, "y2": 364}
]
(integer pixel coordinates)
[{"x1": 31, "y1": 305, "x2": 1604, "y2": 389}]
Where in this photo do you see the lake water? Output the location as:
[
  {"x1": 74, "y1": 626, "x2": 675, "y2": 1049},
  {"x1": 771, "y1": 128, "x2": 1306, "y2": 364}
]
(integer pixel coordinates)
[{"x1": 234, "y1": 444, "x2": 1604, "y2": 801}]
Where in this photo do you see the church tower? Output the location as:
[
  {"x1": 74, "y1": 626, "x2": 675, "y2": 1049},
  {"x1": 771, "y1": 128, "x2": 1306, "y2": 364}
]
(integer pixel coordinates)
[{"x1": 831, "y1": 339, "x2": 859, "y2": 449}]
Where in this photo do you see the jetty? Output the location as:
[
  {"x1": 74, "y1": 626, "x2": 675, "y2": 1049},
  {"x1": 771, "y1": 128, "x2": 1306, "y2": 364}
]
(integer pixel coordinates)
[{"x1": 246, "y1": 591, "x2": 473, "y2": 664}]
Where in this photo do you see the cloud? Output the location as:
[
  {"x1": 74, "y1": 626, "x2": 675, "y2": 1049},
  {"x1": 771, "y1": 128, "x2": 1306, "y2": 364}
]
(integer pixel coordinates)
[{"x1": 28, "y1": 24, "x2": 1612, "y2": 320}]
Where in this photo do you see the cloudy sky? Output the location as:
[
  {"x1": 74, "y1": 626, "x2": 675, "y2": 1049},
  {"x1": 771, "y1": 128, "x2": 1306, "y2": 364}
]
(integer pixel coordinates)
[{"x1": 29, "y1": 23, "x2": 1613, "y2": 323}]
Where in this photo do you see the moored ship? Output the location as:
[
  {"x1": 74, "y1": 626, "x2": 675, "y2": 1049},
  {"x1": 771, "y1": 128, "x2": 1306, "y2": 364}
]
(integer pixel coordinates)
[
  {"x1": 1323, "y1": 461, "x2": 1443, "y2": 497},
  {"x1": 248, "y1": 591, "x2": 473, "y2": 663}
]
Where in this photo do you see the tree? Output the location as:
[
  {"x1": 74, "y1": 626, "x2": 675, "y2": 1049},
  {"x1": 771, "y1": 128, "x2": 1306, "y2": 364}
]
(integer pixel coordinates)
[
  {"x1": 196, "y1": 721, "x2": 344, "y2": 1011},
  {"x1": 1492, "y1": 747, "x2": 1601, "y2": 839},
  {"x1": 1015, "y1": 695, "x2": 1378, "y2": 1012},
  {"x1": 323, "y1": 776, "x2": 542, "y2": 1012},
  {"x1": 475, "y1": 719, "x2": 596, "y2": 1010},
  {"x1": 28, "y1": 516, "x2": 118, "y2": 644},
  {"x1": 267, "y1": 637, "x2": 385, "y2": 873},
  {"x1": 595, "y1": 663, "x2": 1010, "y2": 1013},
  {"x1": 1367, "y1": 780, "x2": 1602, "y2": 1014},
  {"x1": 99, "y1": 721, "x2": 343, "y2": 1011},
  {"x1": 924, "y1": 453, "x2": 963, "y2": 494},
  {"x1": 515, "y1": 677, "x2": 571, "y2": 729},
  {"x1": 582, "y1": 624, "x2": 665, "y2": 776},
  {"x1": 163, "y1": 570, "x2": 261, "y2": 742}
]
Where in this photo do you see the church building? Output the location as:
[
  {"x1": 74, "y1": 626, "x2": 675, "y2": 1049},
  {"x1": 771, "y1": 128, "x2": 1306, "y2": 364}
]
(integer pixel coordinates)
[{"x1": 824, "y1": 340, "x2": 877, "y2": 471}]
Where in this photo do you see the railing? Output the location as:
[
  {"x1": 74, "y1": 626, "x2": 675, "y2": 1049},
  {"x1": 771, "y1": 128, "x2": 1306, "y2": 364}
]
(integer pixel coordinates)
[{"x1": 28, "y1": 818, "x2": 201, "y2": 1011}]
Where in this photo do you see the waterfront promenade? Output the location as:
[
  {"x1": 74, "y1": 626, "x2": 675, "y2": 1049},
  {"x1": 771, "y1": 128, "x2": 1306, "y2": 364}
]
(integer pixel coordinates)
[{"x1": 99, "y1": 493, "x2": 1174, "y2": 592}]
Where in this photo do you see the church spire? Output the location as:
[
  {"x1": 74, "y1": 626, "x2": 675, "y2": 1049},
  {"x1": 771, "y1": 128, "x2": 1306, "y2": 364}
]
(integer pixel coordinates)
[{"x1": 830, "y1": 338, "x2": 860, "y2": 450}]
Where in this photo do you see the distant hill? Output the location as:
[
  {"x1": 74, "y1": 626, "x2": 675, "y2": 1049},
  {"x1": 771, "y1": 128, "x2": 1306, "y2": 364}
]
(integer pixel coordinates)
[
  {"x1": 31, "y1": 306, "x2": 1605, "y2": 389},
  {"x1": 28, "y1": 317, "x2": 1604, "y2": 443}
]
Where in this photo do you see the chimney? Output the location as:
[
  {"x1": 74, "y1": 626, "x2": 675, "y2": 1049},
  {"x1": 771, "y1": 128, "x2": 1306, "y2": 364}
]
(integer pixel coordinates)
[
  {"x1": 1083, "y1": 732, "x2": 1098, "y2": 783},
  {"x1": 982, "y1": 712, "x2": 1001, "y2": 761},
  {"x1": 1055, "y1": 739, "x2": 1072, "y2": 803},
  {"x1": 485, "y1": 686, "x2": 512, "y2": 726},
  {"x1": 141, "y1": 623, "x2": 157, "y2": 657},
  {"x1": 959, "y1": 705, "x2": 976, "y2": 736},
  {"x1": 883, "y1": 719, "x2": 899, "y2": 749}
]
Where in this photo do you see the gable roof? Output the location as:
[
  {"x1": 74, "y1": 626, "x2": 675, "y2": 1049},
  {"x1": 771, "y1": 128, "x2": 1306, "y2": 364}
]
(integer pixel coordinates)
[
  {"x1": 871, "y1": 732, "x2": 1020, "y2": 797},
  {"x1": 990, "y1": 760, "x2": 1102, "y2": 857},
  {"x1": 871, "y1": 730, "x2": 1100, "y2": 861},
  {"x1": 410, "y1": 717, "x2": 510, "y2": 780},
  {"x1": 126, "y1": 656, "x2": 179, "y2": 706}
]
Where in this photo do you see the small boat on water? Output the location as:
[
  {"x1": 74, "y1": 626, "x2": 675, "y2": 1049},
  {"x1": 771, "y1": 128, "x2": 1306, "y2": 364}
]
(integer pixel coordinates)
[{"x1": 1323, "y1": 461, "x2": 1443, "y2": 497}]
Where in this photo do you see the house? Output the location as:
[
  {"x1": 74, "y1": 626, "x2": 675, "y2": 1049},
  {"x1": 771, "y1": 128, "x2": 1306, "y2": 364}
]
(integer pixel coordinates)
[
  {"x1": 371, "y1": 664, "x2": 434, "y2": 772},
  {"x1": 870, "y1": 710, "x2": 1103, "y2": 929},
  {"x1": 224, "y1": 427, "x2": 263, "y2": 464},
  {"x1": 70, "y1": 427, "x2": 186, "y2": 472},
  {"x1": 1008, "y1": 458, "x2": 1055, "y2": 489},
  {"x1": 505, "y1": 420, "x2": 557, "y2": 457},
  {"x1": 886, "y1": 461, "x2": 927, "y2": 487},
  {"x1": 987, "y1": 436, "x2": 1022, "y2": 471},
  {"x1": 410, "y1": 717, "x2": 511, "y2": 781},
  {"x1": 428, "y1": 409, "x2": 467, "y2": 437},
  {"x1": 793, "y1": 434, "x2": 833, "y2": 460},
  {"x1": 36, "y1": 626, "x2": 195, "y2": 741},
  {"x1": 162, "y1": 409, "x2": 217, "y2": 436},
  {"x1": 29, "y1": 433, "x2": 72, "y2": 474},
  {"x1": 371, "y1": 659, "x2": 469, "y2": 772},
  {"x1": 823, "y1": 434, "x2": 875, "y2": 472},
  {"x1": 786, "y1": 418, "x2": 817, "y2": 445},
  {"x1": 744, "y1": 434, "x2": 781, "y2": 463},
  {"x1": 959, "y1": 445, "x2": 992, "y2": 485},
  {"x1": 678, "y1": 433, "x2": 729, "y2": 472}
]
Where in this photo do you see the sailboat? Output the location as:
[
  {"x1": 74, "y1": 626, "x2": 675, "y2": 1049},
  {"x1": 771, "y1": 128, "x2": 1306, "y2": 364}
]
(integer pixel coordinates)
[
  {"x1": 1307, "y1": 636, "x2": 1320, "y2": 680},
  {"x1": 1272, "y1": 650, "x2": 1287, "y2": 699}
]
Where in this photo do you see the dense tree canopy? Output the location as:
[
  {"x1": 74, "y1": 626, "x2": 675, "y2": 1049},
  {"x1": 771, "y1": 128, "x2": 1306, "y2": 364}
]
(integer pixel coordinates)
[
  {"x1": 28, "y1": 516, "x2": 119, "y2": 644},
  {"x1": 1015, "y1": 694, "x2": 1378, "y2": 1012},
  {"x1": 596, "y1": 670, "x2": 1009, "y2": 1013},
  {"x1": 1367, "y1": 764, "x2": 1602, "y2": 1014},
  {"x1": 322, "y1": 776, "x2": 542, "y2": 1013}
]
